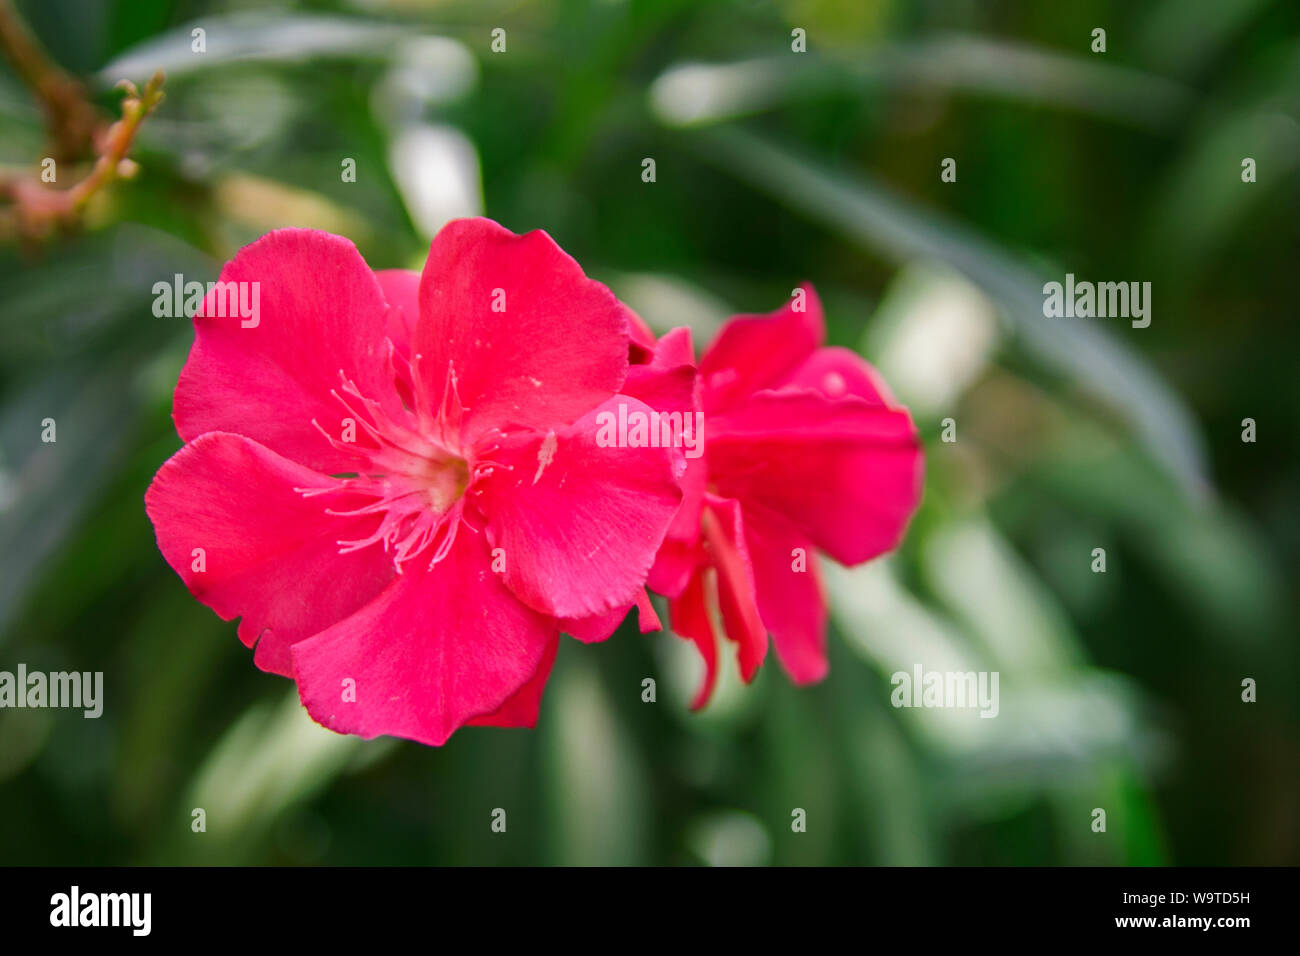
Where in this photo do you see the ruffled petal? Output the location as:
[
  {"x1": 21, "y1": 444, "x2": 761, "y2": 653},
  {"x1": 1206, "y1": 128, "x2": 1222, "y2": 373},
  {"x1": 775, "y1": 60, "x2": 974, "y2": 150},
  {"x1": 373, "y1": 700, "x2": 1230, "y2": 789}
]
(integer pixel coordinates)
[
  {"x1": 291, "y1": 528, "x2": 555, "y2": 746},
  {"x1": 144, "y1": 432, "x2": 395, "y2": 677},
  {"x1": 412, "y1": 218, "x2": 628, "y2": 445},
  {"x1": 173, "y1": 229, "x2": 403, "y2": 475}
]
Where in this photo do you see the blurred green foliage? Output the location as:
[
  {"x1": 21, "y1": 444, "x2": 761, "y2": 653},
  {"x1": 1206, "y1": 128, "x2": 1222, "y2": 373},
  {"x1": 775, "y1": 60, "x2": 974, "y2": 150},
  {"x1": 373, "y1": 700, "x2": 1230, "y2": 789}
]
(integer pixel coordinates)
[{"x1": 0, "y1": 0, "x2": 1296, "y2": 865}]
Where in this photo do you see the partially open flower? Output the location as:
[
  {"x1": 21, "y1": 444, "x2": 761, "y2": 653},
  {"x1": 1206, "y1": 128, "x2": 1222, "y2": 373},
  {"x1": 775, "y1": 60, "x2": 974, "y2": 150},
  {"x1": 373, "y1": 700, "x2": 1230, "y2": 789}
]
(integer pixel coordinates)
[{"x1": 647, "y1": 285, "x2": 924, "y2": 707}]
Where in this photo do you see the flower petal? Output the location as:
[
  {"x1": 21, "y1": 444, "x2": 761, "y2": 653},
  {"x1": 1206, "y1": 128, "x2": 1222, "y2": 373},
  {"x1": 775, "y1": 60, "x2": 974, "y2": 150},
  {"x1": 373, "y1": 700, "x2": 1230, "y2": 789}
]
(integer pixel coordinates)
[
  {"x1": 468, "y1": 633, "x2": 560, "y2": 729},
  {"x1": 699, "y1": 282, "x2": 824, "y2": 414},
  {"x1": 475, "y1": 395, "x2": 683, "y2": 620},
  {"x1": 173, "y1": 229, "x2": 402, "y2": 475},
  {"x1": 702, "y1": 497, "x2": 767, "y2": 682},
  {"x1": 778, "y1": 346, "x2": 899, "y2": 406},
  {"x1": 561, "y1": 588, "x2": 661, "y2": 644},
  {"x1": 624, "y1": 303, "x2": 658, "y2": 364},
  {"x1": 635, "y1": 587, "x2": 663, "y2": 633},
  {"x1": 648, "y1": 536, "x2": 704, "y2": 599},
  {"x1": 623, "y1": 326, "x2": 706, "y2": 561},
  {"x1": 375, "y1": 268, "x2": 420, "y2": 410},
  {"x1": 622, "y1": 339, "x2": 697, "y2": 423},
  {"x1": 376, "y1": 268, "x2": 420, "y2": 361},
  {"x1": 291, "y1": 529, "x2": 555, "y2": 746},
  {"x1": 412, "y1": 218, "x2": 628, "y2": 444},
  {"x1": 742, "y1": 504, "x2": 829, "y2": 685},
  {"x1": 561, "y1": 606, "x2": 628, "y2": 644},
  {"x1": 668, "y1": 568, "x2": 718, "y2": 711},
  {"x1": 708, "y1": 390, "x2": 923, "y2": 566},
  {"x1": 143, "y1": 432, "x2": 395, "y2": 677}
]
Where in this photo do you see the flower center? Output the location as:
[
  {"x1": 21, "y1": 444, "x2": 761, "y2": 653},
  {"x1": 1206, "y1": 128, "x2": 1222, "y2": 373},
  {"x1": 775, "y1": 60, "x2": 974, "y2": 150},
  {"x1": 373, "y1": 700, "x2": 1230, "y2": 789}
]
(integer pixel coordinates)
[{"x1": 299, "y1": 366, "x2": 488, "y2": 571}]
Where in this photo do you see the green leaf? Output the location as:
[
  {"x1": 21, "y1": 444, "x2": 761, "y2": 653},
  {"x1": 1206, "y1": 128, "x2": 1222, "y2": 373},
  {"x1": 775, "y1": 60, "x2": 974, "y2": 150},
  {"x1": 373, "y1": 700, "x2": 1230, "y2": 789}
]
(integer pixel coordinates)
[{"x1": 693, "y1": 128, "x2": 1211, "y2": 501}]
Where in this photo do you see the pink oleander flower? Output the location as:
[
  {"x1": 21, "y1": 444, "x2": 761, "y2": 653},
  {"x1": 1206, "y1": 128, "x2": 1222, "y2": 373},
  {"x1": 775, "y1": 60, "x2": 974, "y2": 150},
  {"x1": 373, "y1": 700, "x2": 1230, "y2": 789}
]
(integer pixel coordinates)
[
  {"x1": 145, "y1": 218, "x2": 683, "y2": 746},
  {"x1": 644, "y1": 285, "x2": 924, "y2": 708}
]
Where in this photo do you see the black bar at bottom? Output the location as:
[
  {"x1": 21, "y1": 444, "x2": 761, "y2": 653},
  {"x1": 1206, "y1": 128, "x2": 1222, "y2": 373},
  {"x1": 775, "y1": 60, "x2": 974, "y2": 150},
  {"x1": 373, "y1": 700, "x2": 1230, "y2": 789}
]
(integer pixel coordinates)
[{"x1": 0, "y1": 866, "x2": 1285, "y2": 941}]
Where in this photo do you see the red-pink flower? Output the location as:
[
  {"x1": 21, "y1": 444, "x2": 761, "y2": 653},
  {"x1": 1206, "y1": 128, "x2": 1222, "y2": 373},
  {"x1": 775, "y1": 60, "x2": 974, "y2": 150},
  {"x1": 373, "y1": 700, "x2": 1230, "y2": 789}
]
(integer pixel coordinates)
[
  {"x1": 645, "y1": 285, "x2": 923, "y2": 707},
  {"x1": 145, "y1": 218, "x2": 683, "y2": 746}
]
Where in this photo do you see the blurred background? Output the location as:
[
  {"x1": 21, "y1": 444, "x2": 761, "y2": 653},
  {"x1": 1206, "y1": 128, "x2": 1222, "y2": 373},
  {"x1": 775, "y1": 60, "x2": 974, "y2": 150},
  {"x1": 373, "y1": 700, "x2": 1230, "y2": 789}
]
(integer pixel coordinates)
[{"x1": 0, "y1": 0, "x2": 1297, "y2": 865}]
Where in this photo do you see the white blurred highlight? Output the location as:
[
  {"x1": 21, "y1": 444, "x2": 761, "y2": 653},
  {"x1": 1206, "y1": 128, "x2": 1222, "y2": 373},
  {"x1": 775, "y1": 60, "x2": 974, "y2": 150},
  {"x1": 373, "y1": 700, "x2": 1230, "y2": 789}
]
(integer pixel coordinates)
[
  {"x1": 650, "y1": 62, "x2": 780, "y2": 127},
  {"x1": 387, "y1": 125, "x2": 484, "y2": 241},
  {"x1": 869, "y1": 263, "x2": 998, "y2": 417}
]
